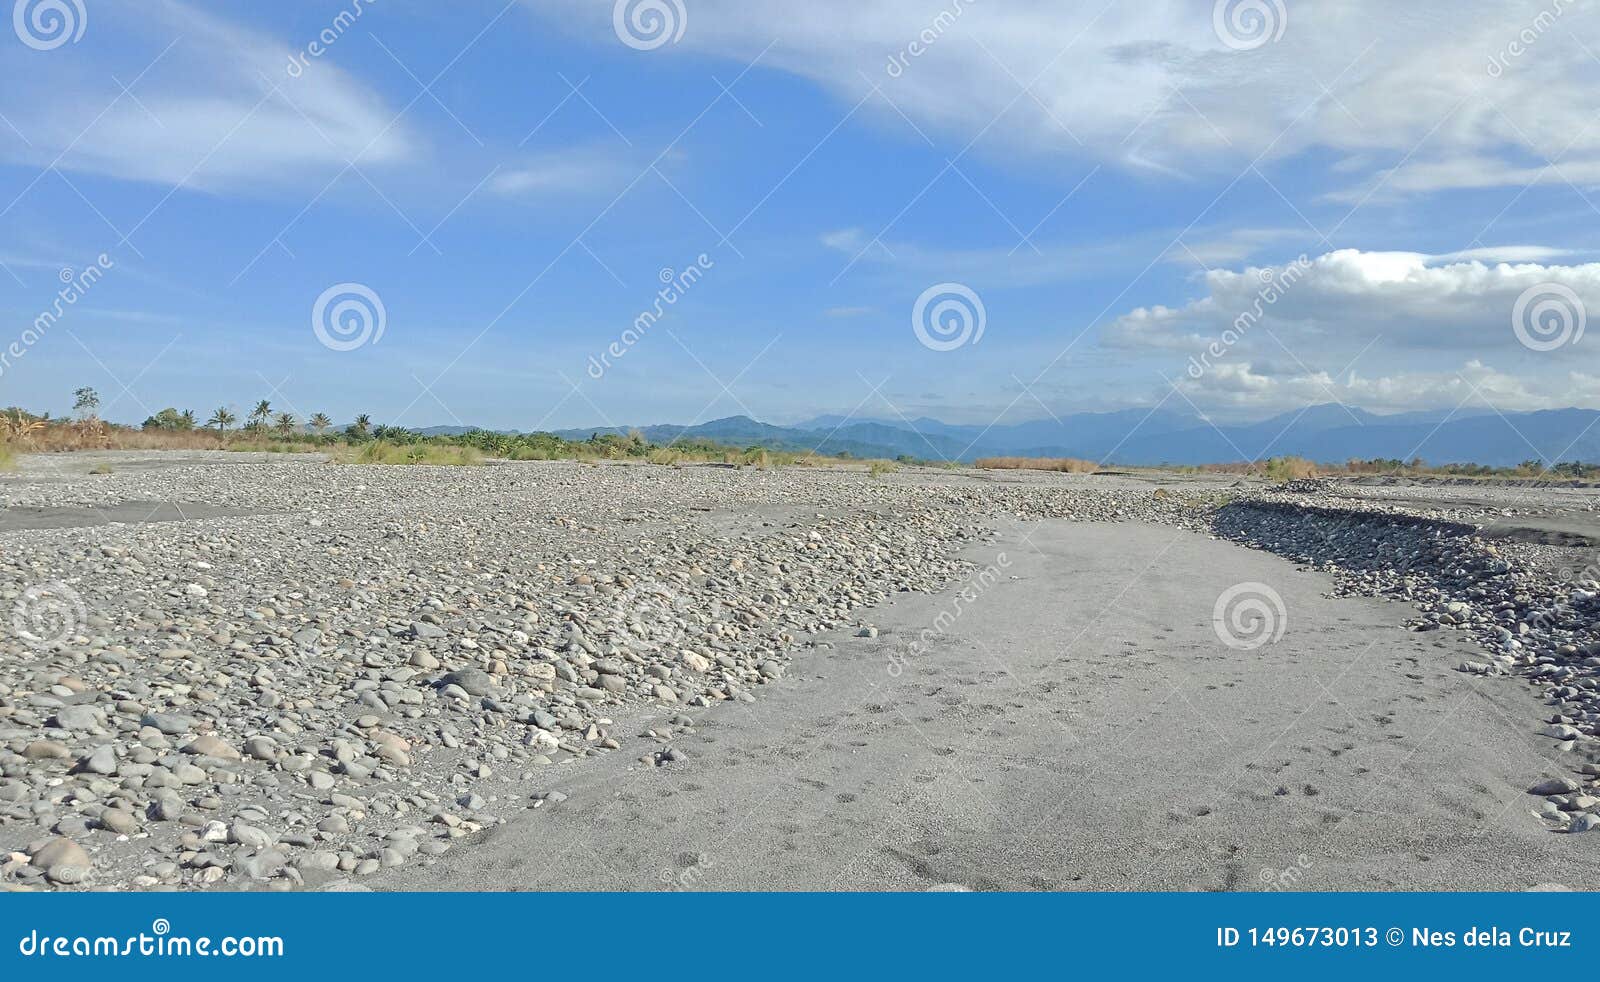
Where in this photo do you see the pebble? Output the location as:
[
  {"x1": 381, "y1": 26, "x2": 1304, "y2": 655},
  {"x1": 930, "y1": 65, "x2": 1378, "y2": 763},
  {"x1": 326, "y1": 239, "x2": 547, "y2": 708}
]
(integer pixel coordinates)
[{"x1": 3, "y1": 457, "x2": 1593, "y2": 894}]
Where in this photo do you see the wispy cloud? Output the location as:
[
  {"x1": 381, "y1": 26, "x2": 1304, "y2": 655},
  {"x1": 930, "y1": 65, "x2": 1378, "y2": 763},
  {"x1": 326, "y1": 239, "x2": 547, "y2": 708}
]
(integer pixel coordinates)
[
  {"x1": 0, "y1": 1, "x2": 417, "y2": 193},
  {"x1": 535, "y1": 0, "x2": 1600, "y2": 198}
]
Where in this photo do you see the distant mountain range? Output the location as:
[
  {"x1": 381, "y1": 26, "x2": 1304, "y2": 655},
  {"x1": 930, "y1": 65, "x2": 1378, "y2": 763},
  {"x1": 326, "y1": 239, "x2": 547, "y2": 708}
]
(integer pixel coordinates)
[{"x1": 414, "y1": 405, "x2": 1600, "y2": 467}]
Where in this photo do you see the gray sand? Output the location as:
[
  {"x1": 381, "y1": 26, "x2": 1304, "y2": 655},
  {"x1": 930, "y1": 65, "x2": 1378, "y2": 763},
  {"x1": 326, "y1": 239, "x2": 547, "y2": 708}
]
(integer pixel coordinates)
[{"x1": 373, "y1": 521, "x2": 1595, "y2": 891}]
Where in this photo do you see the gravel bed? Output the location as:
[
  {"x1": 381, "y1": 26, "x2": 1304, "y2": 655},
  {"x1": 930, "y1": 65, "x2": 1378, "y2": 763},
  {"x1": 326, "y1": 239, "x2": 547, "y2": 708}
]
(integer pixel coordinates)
[{"x1": 1, "y1": 457, "x2": 1596, "y2": 890}]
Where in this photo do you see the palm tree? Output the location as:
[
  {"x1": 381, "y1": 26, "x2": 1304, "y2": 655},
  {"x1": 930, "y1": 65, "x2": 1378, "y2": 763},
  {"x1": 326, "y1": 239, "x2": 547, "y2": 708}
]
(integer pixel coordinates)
[
  {"x1": 208, "y1": 407, "x2": 236, "y2": 433},
  {"x1": 248, "y1": 400, "x2": 271, "y2": 429},
  {"x1": 309, "y1": 412, "x2": 332, "y2": 435},
  {"x1": 73, "y1": 387, "x2": 100, "y2": 419},
  {"x1": 274, "y1": 411, "x2": 297, "y2": 436},
  {"x1": 353, "y1": 413, "x2": 371, "y2": 435},
  {"x1": 179, "y1": 409, "x2": 196, "y2": 430}
]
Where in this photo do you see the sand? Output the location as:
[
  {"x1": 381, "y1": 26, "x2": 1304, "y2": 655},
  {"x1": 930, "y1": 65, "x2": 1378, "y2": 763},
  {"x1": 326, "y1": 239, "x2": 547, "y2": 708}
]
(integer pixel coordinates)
[{"x1": 372, "y1": 520, "x2": 1597, "y2": 891}]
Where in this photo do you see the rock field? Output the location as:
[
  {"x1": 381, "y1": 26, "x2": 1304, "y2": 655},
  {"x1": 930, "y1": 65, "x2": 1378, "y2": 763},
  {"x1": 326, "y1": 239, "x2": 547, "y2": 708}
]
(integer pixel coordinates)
[{"x1": 1, "y1": 453, "x2": 1597, "y2": 890}]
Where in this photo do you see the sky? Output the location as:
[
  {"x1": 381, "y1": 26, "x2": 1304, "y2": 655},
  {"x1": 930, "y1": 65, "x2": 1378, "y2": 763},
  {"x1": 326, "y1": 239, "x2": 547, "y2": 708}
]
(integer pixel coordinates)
[{"x1": 1, "y1": 0, "x2": 1598, "y2": 431}]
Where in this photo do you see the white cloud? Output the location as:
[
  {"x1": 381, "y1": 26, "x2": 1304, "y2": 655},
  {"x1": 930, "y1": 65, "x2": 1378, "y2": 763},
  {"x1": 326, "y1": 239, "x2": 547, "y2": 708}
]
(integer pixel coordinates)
[
  {"x1": 491, "y1": 151, "x2": 634, "y2": 196},
  {"x1": 0, "y1": 2, "x2": 415, "y2": 192},
  {"x1": 1176, "y1": 359, "x2": 1600, "y2": 417},
  {"x1": 534, "y1": 1, "x2": 1600, "y2": 195},
  {"x1": 1105, "y1": 247, "x2": 1600, "y2": 353},
  {"x1": 1170, "y1": 227, "x2": 1305, "y2": 267}
]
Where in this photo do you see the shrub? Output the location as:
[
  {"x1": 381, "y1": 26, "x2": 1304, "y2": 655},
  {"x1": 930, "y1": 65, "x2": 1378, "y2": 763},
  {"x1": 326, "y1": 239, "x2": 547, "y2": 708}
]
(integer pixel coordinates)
[
  {"x1": 975, "y1": 456, "x2": 1098, "y2": 473},
  {"x1": 334, "y1": 441, "x2": 484, "y2": 466},
  {"x1": 1262, "y1": 456, "x2": 1317, "y2": 482}
]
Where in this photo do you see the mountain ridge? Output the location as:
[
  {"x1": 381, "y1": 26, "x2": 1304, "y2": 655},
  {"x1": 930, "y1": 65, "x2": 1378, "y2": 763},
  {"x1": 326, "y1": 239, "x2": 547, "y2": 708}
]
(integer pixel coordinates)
[{"x1": 411, "y1": 406, "x2": 1600, "y2": 467}]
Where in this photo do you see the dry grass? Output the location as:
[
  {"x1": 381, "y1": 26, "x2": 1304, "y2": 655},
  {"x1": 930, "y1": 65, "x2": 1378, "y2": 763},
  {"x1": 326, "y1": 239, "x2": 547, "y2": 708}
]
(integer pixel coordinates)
[
  {"x1": 975, "y1": 456, "x2": 1099, "y2": 474},
  {"x1": 0, "y1": 441, "x2": 15, "y2": 472},
  {"x1": 5, "y1": 421, "x2": 337, "y2": 456},
  {"x1": 10, "y1": 424, "x2": 215, "y2": 452},
  {"x1": 330, "y1": 442, "x2": 484, "y2": 466},
  {"x1": 868, "y1": 459, "x2": 899, "y2": 479},
  {"x1": 224, "y1": 441, "x2": 322, "y2": 455},
  {"x1": 1262, "y1": 455, "x2": 1318, "y2": 482}
]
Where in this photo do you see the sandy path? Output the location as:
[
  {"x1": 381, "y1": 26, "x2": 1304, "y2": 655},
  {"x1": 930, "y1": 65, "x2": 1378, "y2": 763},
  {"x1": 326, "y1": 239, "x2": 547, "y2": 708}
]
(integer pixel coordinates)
[{"x1": 372, "y1": 521, "x2": 1597, "y2": 891}]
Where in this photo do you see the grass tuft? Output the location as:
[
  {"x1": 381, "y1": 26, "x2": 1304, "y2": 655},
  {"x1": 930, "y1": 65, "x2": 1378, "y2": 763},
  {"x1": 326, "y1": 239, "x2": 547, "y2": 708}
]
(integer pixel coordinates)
[
  {"x1": 975, "y1": 456, "x2": 1099, "y2": 473},
  {"x1": 1261, "y1": 456, "x2": 1317, "y2": 483},
  {"x1": 332, "y1": 442, "x2": 484, "y2": 466}
]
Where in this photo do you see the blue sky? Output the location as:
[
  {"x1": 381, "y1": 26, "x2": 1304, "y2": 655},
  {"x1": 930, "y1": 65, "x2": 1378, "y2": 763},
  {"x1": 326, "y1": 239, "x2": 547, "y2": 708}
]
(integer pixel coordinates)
[{"x1": 2, "y1": 0, "x2": 1599, "y2": 430}]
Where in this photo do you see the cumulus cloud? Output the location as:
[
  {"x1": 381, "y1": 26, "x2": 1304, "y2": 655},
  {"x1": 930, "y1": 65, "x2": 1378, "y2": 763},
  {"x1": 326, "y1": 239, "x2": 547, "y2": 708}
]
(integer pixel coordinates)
[
  {"x1": 1105, "y1": 247, "x2": 1600, "y2": 353},
  {"x1": 1175, "y1": 359, "x2": 1600, "y2": 417}
]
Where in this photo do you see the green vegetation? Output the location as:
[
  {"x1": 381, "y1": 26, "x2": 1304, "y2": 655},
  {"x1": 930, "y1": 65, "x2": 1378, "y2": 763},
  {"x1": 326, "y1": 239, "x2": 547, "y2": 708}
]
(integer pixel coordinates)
[
  {"x1": 333, "y1": 441, "x2": 485, "y2": 466},
  {"x1": 21, "y1": 385, "x2": 1600, "y2": 479},
  {"x1": 1261, "y1": 455, "x2": 1318, "y2": 482},
  {"x1": 142, "y1": 407, "x2": 196, "y2": 430}
]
